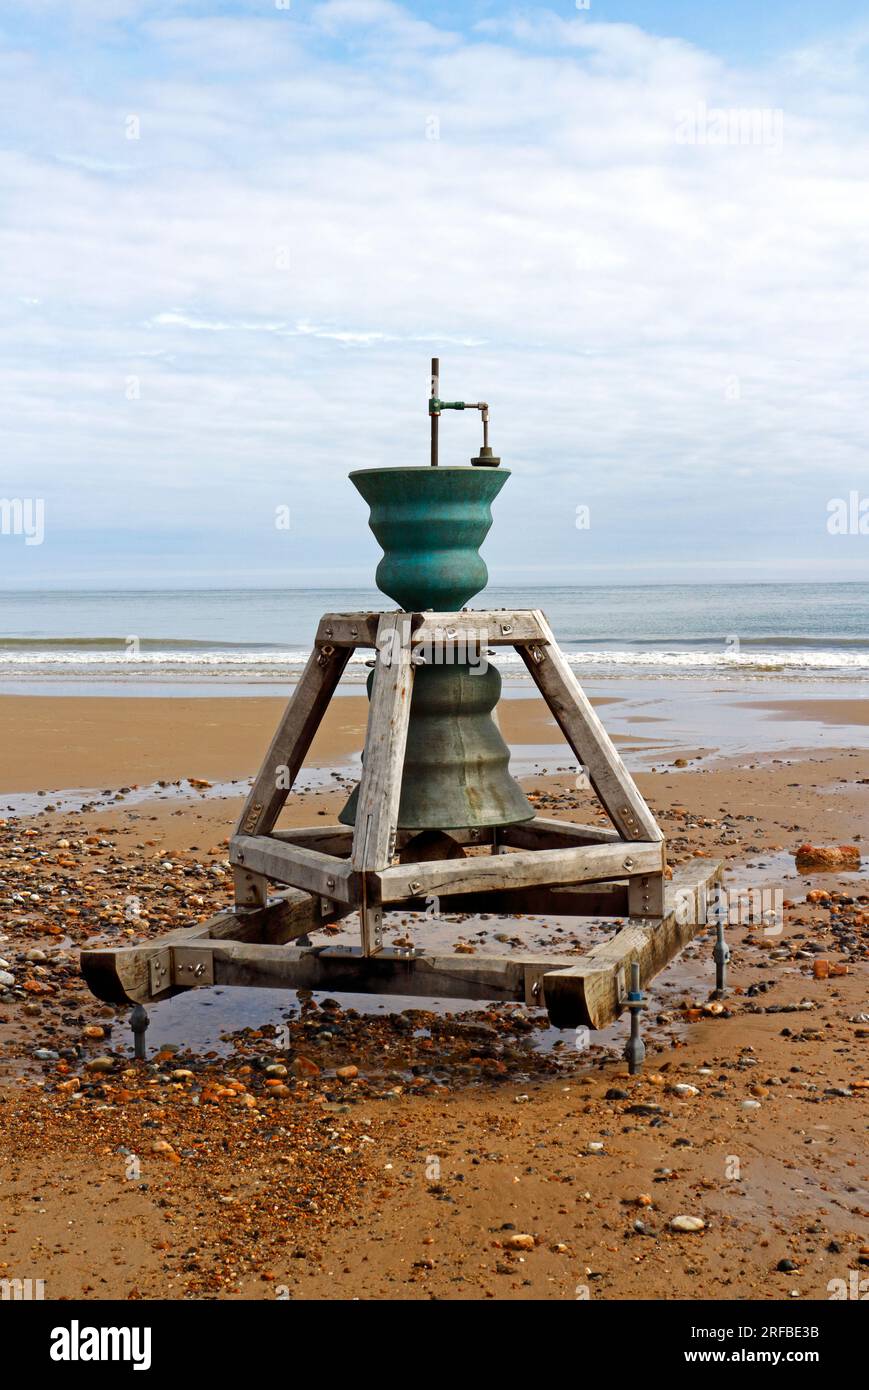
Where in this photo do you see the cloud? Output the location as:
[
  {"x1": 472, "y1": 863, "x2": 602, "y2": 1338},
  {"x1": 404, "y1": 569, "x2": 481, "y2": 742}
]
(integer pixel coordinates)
[{"x1": 0, "y1": 1, "x2": 867, "y2": 585}]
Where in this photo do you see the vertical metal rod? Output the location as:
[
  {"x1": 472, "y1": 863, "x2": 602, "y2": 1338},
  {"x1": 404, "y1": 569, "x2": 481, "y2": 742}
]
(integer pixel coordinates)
[
  {"x1": 625, "y1": 961, "x2": 645, "y2": 1075},
  {"x1": 130, "y1": 1002, "x2": 149, "y2": 1061},
  {"x1": 430, "y1": 355, "x2": 439, "y2": 467},
  {"x1": 713, "y1": 918, "x2": 730, "y2": 995}
]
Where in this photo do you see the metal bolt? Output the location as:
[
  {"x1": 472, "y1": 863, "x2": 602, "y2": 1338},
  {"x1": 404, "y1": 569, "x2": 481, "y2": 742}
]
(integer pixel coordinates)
[{"x1": 623, "y1": 857, "x2": 634, "y2": 871}]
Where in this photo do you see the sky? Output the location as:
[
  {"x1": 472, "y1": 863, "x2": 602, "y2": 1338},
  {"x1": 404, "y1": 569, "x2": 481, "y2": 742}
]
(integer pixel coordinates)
[{"x1": 1, "y1": 0, "x2": 868, "y2": 589}]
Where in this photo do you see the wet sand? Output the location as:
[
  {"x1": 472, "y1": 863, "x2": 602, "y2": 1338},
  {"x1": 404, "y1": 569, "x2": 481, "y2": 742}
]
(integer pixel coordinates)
[
  {"x1": 0, "y1": 694, "x2": 572, "y2": 795},
  {"x1": 3, "y1": 687, "x2": 867, "y2": 800},
  {"x1": 0, "y1": 694, "x2": 866, "y2": 1302}
]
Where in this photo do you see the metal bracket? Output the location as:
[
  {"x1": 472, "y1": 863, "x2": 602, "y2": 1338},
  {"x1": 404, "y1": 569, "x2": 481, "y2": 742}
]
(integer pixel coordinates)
[
  {"x1": 241, "y1": 802, "x2": 263, "y2": 835},
  {"x1": 148, "y1": 950, "x2": 171, "y2": 996},
  {"x1": 171, "y1": 946, "x2": 215, "y2": 988}
]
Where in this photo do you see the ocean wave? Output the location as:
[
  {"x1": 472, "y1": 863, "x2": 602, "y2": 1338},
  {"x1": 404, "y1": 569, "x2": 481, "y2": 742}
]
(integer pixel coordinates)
[{"x1": 0, "y1": 645, "x2": 866, "y2": 675}]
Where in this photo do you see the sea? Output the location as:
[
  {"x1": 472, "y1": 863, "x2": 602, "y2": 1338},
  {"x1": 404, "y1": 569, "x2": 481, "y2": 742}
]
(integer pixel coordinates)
[{"x1": 0, "y1": 582, "x2": 866, "y2": 695}]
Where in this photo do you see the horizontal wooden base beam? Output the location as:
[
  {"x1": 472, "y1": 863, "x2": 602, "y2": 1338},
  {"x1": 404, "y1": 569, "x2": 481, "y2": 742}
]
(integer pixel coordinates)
[
  {"x1": 80, "y1": 886, "x2": 342, "y2": 1006},
  {"x1": 143, "y1": 941, "x2": 578, "y2": 1007},
  {"x1": 543, "y1": 861, "x2": 722, "y2": 1029}
]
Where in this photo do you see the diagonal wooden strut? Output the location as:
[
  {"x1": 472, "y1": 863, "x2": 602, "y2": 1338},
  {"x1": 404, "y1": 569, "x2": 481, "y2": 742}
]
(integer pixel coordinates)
[
  {"x1": 233, "y1": 639, "x2": 351, "y2": 842},
  {"x1": 517, "y1": 609, "x2": 662, "y2": 844}
]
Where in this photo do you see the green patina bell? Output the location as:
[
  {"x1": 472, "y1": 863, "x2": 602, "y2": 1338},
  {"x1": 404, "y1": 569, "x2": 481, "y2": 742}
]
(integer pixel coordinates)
[{"x1": 339, "y1": 463, "x2": 532, "y2": 832}]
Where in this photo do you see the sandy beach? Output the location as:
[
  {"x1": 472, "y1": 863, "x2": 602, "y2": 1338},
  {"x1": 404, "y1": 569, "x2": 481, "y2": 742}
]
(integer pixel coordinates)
[{"x1": 0, "y1": 690, "x2": 866, "y2": 1301}]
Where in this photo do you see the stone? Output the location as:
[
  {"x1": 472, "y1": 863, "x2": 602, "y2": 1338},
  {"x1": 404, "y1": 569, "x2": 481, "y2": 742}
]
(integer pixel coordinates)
[
  {"x1": 505, "y1": 1233, "x2": 535, "y2": 1251},
  {"x1": 670, "y1": 1215, "x2": 706, "y2": 1233},
  {"x1": 336, "y1": 1065, "x2": 358, "y2": 1080},
  {"x1": 670, "y1": 1083, "x2": 699, "y2": 1097},
  {"x1": 0, "y1": 971, "x2": 14, "y2": 987},
  {"x1": 86, "y1": 1056, "x2": 115, "y2": 1073},
  {"x1": 795, "y1": 844, "x2": 861, "y2": 871}
]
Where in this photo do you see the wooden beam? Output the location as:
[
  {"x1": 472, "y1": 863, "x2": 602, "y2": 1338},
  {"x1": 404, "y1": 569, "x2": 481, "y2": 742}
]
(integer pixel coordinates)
[
  {"x1": 273, "y1": 825, "x2": 355, "y2": 856},
  {"x1": 186, "y1": 941, "x2": 578, "y2": 1004},
  {"x1": 230, "y1": 834, "x2": 356, "y2": 903},
  {"x1": 271, "y1": 824, "x2": 495, "y2": 855},
  {"x1": 377, "y1": 839, "x2": 664, "y2": 903},
  {"x1": 499, "y1": 817, "x2": 620, "y2": 851},
  {"x1": 350, "y1": 611, "x2": 414, "y2": 875},
  {"x1": 233, "y1": 641, "x2": 351, "y2": 840},
  {"x1": 412, "y1": 611, "x2": 546, "y2": 648},
  {"x1": 349, "y1": 613, "x2": 415, "y2": 954},
  {"x1": 518, "y1": 611, "x2": 662, "y2": 844},
  {"x1": 542, "y1": 861, "x2": 722, "y2": 1029},
  {"x1": 314, "y1": 610, "x2": 548, "y2": 649},
  {"x1": 427, "y1": 883, "x2": 629, "y2": 916},
  {"x1": 80, "y1": 887, "x2": 335, "y2": 1006}
]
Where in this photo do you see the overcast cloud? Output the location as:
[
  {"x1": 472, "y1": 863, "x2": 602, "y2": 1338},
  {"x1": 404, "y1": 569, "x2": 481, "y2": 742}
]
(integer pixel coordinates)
[{"x1": 1, "y1": 1, "x2": 868, "y2": 587}]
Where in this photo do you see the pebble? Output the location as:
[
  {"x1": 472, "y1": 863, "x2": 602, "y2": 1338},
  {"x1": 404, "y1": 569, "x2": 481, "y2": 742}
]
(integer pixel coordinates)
[
  {"x1": 505, "y1": 1233, "x2": 535, "y2": 1251},
  {"x1": 85, "y1": 1056, "x2": 115, "y2": 1073},
  {"x1": 741, "y1": 1100, "x2": 762, "y2": 1110},
  {"x1": 670, "y1": 1083, "x2": 699, "y2": 1097},
  {"x1": 670, "y1": 1215, "x2": 706, "y2": 1233},
  {"x1": 0, "y1": 971, "x2": 14, "y2": 987}
]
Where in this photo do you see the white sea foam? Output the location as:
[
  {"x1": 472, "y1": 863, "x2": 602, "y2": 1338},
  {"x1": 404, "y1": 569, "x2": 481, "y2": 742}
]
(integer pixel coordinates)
[{"x1": 0, "y1": 644, "x2": 866, "y2": 678}]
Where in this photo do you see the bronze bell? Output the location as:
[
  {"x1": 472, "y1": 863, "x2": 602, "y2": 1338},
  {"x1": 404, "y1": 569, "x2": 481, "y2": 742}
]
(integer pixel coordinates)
[{"x1": 339, "y1": 661, "x2": 532, "y2": 831}]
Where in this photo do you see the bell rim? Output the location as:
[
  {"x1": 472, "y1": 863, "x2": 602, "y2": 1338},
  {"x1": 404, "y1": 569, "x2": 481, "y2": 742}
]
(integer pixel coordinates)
[{"x1": 348, "y1": 466, "x2": 511, "y2": 478}]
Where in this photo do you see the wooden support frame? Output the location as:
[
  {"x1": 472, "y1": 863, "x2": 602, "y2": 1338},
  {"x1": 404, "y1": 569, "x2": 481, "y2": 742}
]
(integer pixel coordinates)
[
  {"x1": 81, "y1": 862, "x2": 722, "y2": 1029},
  {"x1": 81, "y1": 606, "x2": 719, "y2": 1034}
]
